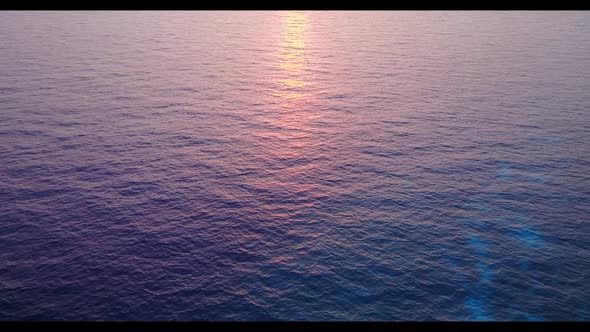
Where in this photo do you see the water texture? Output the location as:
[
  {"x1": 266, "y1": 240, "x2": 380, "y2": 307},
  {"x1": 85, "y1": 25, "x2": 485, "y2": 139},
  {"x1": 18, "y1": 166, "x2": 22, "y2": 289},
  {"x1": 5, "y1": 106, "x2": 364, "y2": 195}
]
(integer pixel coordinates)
[{"x1": 0, "y1": 11, "x2": 589, "y2": 321}]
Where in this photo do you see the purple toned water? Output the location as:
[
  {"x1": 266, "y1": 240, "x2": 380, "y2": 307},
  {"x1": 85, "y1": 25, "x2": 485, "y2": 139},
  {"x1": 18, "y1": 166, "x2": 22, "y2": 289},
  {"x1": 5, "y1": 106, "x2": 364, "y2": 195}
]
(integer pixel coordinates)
[{"x1": 1, "y1": 11, "x2": 589, "y2": 320}]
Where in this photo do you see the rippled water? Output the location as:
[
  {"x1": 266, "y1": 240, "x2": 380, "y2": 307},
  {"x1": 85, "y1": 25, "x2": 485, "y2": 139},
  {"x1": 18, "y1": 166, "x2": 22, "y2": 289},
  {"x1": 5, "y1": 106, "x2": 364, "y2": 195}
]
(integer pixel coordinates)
[{"x1": 1, "y1": 11, "x2": 589, "y2": 321}]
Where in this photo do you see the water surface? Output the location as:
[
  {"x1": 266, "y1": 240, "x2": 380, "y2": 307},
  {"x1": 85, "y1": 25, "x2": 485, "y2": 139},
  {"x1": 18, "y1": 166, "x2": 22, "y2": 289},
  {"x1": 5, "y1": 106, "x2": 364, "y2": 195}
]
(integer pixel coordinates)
[{"x1": 0, "y1": 11, "x2": 589, "y2": 321}]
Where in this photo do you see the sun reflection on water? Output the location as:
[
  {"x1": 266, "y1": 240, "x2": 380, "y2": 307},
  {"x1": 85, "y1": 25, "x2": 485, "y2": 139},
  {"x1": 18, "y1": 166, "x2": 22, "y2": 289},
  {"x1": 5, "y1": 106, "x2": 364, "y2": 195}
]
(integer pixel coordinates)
[
  {"x1": 245, "y1": 11, "x2": 327, "y2": 210},
  {"x1": 274, "y1": 11, "x2": 310, "y2": 99}
]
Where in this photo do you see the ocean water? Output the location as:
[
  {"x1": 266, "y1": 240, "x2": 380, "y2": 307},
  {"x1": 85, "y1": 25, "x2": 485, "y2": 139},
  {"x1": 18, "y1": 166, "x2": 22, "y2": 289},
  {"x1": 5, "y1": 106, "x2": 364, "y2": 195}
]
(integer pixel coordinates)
[{"x1": 0, "y1": 11, "x2": 589, "y2": 321}]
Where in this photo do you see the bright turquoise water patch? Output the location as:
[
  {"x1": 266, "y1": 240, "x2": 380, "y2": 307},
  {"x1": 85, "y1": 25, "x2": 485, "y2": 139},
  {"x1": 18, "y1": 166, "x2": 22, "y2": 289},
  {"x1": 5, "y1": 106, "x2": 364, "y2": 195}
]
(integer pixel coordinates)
[
  {"x1": 468, "y1": 235, "x2": 490, "y2": 256},
  {"x1": 511, "y1": 227, "x2": 545, "y2": 248},
  {"x1": 524, "y1": 313, "x2": 545, "y2": 321},
  {"x1": 465, "y1": 298, "x2": 494, "y2": 321}
]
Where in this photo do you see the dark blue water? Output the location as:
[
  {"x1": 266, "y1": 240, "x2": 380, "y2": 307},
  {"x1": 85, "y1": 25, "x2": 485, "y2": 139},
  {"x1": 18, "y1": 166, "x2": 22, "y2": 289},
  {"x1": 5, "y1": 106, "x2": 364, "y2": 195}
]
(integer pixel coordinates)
[{"x1": 1, "y1": 11, "x2": 589, "y2": 321}]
